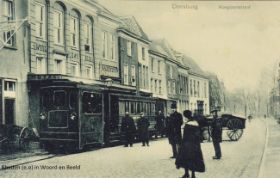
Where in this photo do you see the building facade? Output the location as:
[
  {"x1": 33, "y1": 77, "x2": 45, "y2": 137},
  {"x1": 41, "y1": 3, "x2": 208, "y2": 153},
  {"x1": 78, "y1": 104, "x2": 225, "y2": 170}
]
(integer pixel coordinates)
[{"x1": 0, "y1": 0, "x2": 210, "y2": 145}]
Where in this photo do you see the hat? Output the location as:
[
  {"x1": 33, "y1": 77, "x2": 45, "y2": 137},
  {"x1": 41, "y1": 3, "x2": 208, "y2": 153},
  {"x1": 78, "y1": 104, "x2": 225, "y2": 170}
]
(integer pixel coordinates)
[
  {"x1": 183, "y1": 110, "x2": 192, "y2": 118},
  {"x1": 171, "y1": 103, "x2": 177, "y2": 109}
]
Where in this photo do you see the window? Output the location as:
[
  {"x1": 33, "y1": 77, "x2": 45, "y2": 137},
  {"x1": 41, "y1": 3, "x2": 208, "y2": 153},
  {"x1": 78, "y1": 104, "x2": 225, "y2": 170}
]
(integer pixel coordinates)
[
  {"x1": 142, "y1": 47, "x2": 145, "y2": 60},
  {"x1": 36, "y1": 56, "x2": 46, "y2": 74},
  {"x1": 3, "y1": 30, "x2": 15, "y2": 46},
  {"x1": 85, "y1": 66, "x2": 93, "y2": 78},
  {"x1": 142, "y1": 65, "x2": 145, "y2": 88},
  {"x1": 54, "y1": 90, "x2": 66, "y2": 107},
  {"x1": 69, "y1": 62, "x2": 79, "y2": 77},
  {"x1": 4, "y1": 81, "x2": 15, "y2": 91},
  {"x1": 42, "y1": 90, "x2": 51, "y2": 108},
  {"x1": 54, "y1": 59, "x2": 65, "y2": 74},
  {"x1": 109, "y1": 34, "x2": 115, "y2": 60},
  {"x1": 131, "y1": 102, "x2": 135, "y2": 114},
  {"x1": 168, "y1": 81, "x2": 171, "y2": 94},
  {"x1": 84, "y1": 21, "x2": 92, "y2": 52},
  {"x1": 172, "y1": 81, "x2": 176, "y2": 94},
  {"x1": 204, "y1": 82, "x2": 207, "y2": 98},
  {"x1": 138, "y1": 45, "x2": 142, "y2": 60},
  {"x1": 82, "y1": 92, "x2": 102, "y2": 114},
  {"x1": 127, "y1": 41, "x2": 132, "y2": 56},
  {"x1": 70, "y1": 17, "x2": 79, "y2": 48},
  {"x1": 151, "y1": 57, "x2": 154, "y2": 72},
  {"x1": 102, "y1": 31, "x2": 108, "y2": 58},
  {"x1": 158, "y1": 61, "x2": 161, "y2": 74},
  {"x1": 131, "y1": 65, "x2": 136, "y2": 86},
  {"x1": 139, "y1": 65, "x2": 142, "y2": 88},
  {"x1": 194, "y1": 80, "x2": 196, "y2": 97},
  {"x1": 197, "y1": 81, "x2": 200, "y2": 97},
  {"x1": 190, "y1": 79, "x2": 193, "y2": 96},
  {"x1": 35, "y1": 3, "x2": 45, "y2": 38},
  {"x1": 54, "y1": 10, "x2": 64, "y2": 44},
  {"x1": 154, "y1": 80, "x2": 157, "y2": 93},
  {"x1": 170, "y1": 66, "x2": 173, "y2": 79},
  {"x1": 150, "y1": 79, "x2": 153, "y2": 92},
  {"x1": 159, "y1": 80, "x2": 162, "y2": 94},
  {"x1": 69, "y1": 91, "x2": 77, "y2": 109},
  {"x1": 124, "y1": 65, "x2": 128, "y2": 85},
  {"x1": 3, "y1": 0, "x2": 13, "y2": 20}
]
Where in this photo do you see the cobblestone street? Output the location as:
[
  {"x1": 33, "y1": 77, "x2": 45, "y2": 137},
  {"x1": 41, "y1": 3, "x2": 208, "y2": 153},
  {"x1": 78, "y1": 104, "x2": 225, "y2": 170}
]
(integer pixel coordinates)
[{"x1": 0, "y1": 118, "x2": 266, "y2": 178}]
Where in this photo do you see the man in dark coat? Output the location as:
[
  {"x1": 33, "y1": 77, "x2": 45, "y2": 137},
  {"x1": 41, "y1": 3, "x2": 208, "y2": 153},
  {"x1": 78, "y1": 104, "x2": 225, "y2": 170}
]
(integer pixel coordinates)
[
  {"x1": 176, "y1": 110, "x2": 205, "y2": 178},
  {"x1": 155, "y1": 110, "x2": 165, "y2": 138},
  {"x1": 211, "y1": 109, "x2": 222, "y2": 159},
  {"x1": 121, "y1": 112, "x2": 136, "y2": 147},
  {"x1": 137, "y1": 112, "x2": 150, "y2": 146},
  {"x1": 168, "y1": 103, "x2": 183, "y2": 158}
]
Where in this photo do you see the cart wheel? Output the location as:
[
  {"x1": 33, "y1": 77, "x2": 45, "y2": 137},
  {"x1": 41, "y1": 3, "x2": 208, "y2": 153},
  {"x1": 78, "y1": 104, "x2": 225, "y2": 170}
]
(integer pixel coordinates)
[
  {"x1": 19, "y1": 127, "x2": 30, "y2": 150},
  {"x1": 227, "y1": 129, "x2": 243, "y2": 141}
]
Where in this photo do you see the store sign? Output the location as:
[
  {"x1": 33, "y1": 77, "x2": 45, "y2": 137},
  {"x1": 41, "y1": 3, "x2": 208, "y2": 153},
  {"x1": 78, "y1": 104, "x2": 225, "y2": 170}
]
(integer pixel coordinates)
[
  {"x1": 32, "y1": 43, "x2": 47, "y2": 52},
  {"x1": 100, "y1": 64, "x2": 119, "y2": 77}
]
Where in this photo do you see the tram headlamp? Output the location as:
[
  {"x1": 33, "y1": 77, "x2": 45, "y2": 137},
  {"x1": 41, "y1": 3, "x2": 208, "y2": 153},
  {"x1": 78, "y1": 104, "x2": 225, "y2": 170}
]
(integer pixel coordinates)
[
  {"x1": 70, "y1": 112, "x2": 77, "y2": 120},
  {"x1": 39, "y1": 113, "x2": 46, "y2": 120}
]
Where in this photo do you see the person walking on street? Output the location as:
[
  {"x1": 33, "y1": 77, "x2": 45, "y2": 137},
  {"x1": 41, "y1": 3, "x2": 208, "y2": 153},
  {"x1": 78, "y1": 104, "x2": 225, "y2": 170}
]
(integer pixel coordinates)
[
  {"x1": 168, "y1": 103, "x2": 183, "y2": 158},
  {"x1": 137, "y1": 112, "x2": 150, "y2": 146},
  {"x1": 211, "y1": 109, "x2": 222, "y2": 159},
  {"x1": 176, "y1": 110, "x2": 205, "y2": 178},
  {"x1": 121, "y1": 112, "x2": 136, "y2": 147},
  {"x1": 155, "y1": 110, "x2": 165, "y2": 138}
]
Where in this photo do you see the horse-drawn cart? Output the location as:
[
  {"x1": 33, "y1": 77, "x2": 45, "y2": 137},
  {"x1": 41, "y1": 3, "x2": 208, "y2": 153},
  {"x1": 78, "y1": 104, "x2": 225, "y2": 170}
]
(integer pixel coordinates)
[
  {"x1": 201, "y1": 114, "x2": 246, "y2": 141},
  {"x1": 0, "y1": 124, "x2": 34, "y2": 152}
]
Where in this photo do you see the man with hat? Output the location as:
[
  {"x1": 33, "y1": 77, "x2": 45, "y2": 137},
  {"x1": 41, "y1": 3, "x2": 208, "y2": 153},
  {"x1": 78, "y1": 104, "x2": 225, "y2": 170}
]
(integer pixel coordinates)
[
  {"x1": 211, "y1": 108, "x2": 222, "y2": 159},
  {"x1": 121, "y1": 112, "x2": 136, "y2": 147},
  {"x1": 137, "y1": 112, "x2": 150, "y2": 146},
  {"x1": 168, "y1": 103, "x2": 183, "y2": 158}
]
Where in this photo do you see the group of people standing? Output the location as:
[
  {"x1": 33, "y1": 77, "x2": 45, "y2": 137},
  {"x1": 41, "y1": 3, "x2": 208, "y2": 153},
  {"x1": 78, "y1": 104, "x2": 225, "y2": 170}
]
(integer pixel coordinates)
[
  {"x1": 121, "y1": 104, "x2": 223, "y2": 178},
  {"x1": 167, "y1": 103, "x2": 222, "y2": 178}
]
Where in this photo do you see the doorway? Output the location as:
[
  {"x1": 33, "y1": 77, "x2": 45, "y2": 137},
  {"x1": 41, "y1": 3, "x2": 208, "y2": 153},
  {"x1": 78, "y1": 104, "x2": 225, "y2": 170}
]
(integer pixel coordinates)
[{"x1": 5, "y1": 98, "x2": 15, "y2": 125}]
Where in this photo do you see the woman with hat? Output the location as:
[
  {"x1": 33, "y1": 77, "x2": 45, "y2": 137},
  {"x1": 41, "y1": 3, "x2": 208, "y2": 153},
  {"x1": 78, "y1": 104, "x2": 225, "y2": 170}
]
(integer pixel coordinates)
[{"x1": 175, "y1": 110, "x2": 205, "y2": 178}]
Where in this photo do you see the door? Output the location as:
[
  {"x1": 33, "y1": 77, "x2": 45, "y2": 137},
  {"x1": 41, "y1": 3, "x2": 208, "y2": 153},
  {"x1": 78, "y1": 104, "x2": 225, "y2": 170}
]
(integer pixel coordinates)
[{"x1": 5, "y1": 98, "x2": 15, "y2": 125}]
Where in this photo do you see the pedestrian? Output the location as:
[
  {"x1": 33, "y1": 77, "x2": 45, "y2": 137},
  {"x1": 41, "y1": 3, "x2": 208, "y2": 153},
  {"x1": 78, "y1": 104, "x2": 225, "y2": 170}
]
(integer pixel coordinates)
[
  {"x1": 121, "y1": 112, "x2": 136, "y2": 147},
  {"x1": 176, "y1": 110, "x2": 205, "y2": 178},
  {"x1": 155, "y1": 110, "x2": 165, "y2": 138},
  {"x1": 211, "y1": 109, "x2": 222, "y2": 159},
  {"x1": 168, "y1": 103, "x2": 183, "y2": 158},
  {"x1": 137, "y1": 112, "x2": 150, "y2": 146}
]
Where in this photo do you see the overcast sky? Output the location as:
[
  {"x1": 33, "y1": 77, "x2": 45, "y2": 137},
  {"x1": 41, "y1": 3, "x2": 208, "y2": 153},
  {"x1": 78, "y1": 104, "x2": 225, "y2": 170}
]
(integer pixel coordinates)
[{"x1": 98, "y1": 0, "x2": 280, "y2": 91}]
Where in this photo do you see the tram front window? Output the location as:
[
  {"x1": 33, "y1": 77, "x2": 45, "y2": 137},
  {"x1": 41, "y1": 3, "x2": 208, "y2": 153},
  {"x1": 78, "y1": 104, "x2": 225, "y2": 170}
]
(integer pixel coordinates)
[
  {"x1": 54, "y1": 91, "x2": 66, "y2": 108},
  {"x1": 82, "y1": 92, "x2": 102, "y2": 114},
  {"x1": 42, "y1": 91, "x2": 52, "y2": 109}
]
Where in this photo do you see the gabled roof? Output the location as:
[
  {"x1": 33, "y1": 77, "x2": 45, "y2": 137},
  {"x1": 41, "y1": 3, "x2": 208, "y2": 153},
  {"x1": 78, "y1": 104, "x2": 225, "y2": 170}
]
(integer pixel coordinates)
[
  {"x1": 149, "y1": 41, "x2": 169, "y2": 57},
  {"x1": 151, "y1": 39, "x2": 177, "y2": 62},
  {"x1": 181, "y1": 55, "x2": 207, "y2": 78},
  {"x1": 119, "y1": 16, "x2": 150, "y2": 42}
]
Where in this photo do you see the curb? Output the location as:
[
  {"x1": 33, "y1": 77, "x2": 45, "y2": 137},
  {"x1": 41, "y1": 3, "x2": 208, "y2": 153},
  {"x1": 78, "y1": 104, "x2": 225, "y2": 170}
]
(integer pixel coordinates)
[{"x1": 257, "y1": 118, "x2": 269, "y2": 178}]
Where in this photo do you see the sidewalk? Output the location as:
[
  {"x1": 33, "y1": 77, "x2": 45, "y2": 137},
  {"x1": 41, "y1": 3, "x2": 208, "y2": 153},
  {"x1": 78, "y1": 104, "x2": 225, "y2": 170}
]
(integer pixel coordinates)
[
  {"x1": 258, "y1": 117, "x2": 280, "y2": 178},
  {"x1": 0, "y1": 142, "x2": 53, "y2": 170}
]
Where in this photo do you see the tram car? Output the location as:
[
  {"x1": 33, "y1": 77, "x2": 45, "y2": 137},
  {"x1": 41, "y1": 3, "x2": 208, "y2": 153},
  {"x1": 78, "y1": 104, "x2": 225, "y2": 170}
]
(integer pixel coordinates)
[{"x1": 37, "y1": 80, "x2": 156, "y2": 151}]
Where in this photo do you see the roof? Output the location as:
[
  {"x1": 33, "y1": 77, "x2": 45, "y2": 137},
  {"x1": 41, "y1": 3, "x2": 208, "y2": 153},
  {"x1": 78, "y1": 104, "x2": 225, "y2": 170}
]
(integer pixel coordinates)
[
  {"x1": 149, "y1": 41, "x2": 169, "y2": 57},
  {"x1": 151, "y1": 39, "x2": 177, "y2": 62},
  {"x1": 119, "y1": 16, "x2": 150, "y2": 42},
  {"x1": 180, "y1": 55, "x2": 207, "y2": 77}
]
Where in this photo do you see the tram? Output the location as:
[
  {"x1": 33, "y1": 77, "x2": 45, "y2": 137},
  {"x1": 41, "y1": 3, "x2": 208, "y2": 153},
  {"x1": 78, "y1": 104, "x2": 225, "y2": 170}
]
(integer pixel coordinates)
[
  {"x1": 39, "y1": 83, "x2": 104, "y2": 152},
  {"x1": 37, "y1": 80, "x2": 157, "y2": 151}
]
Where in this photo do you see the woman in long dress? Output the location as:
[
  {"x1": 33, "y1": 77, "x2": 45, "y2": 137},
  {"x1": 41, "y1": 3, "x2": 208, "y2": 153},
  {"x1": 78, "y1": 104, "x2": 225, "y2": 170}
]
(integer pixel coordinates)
[{"x1": 175, "y1": 110, "x2": 205, "y2": 178}]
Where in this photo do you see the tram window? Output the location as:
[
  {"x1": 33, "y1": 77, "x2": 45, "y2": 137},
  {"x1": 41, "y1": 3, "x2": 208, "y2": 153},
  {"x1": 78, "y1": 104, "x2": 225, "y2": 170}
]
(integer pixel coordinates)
[
  {"x1": 82, "y1": 92, "x2": 102, "y2": 113},
  {"x1": 42, "y1": 91, "x2": 52, "y2": 108},
  {"x1": 54, "y1": 91, "x2": 66, "y2": 107},
  {"x1": 69, "y1": 91, "x2": 77, "y2": 109},
  {"x1": 143, "y1": 103, "x2": 147, "y2": 113},
  {"x1": 147, "y1": 103, "x2": 151, "y2": 115},
  {"x1": 119, "y1": 101, "x2": 125, "y2": 115},
  {"x1": 136, "y1": 102, "x2": 141, "y2": 114}
]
